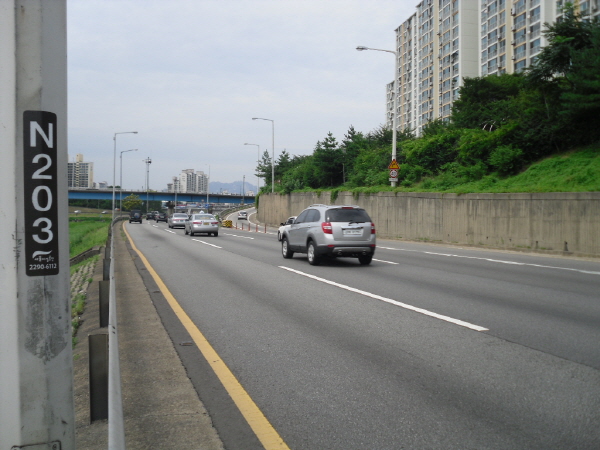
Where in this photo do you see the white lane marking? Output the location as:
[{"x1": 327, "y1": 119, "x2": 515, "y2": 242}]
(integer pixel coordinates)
[
  {"x1": 279, "y1": 266, "x2": 488, "y2": 332},
  {"x1": 379, "y1": 247, "x2": 600, "y2": 275},
  {"x1": 164, "y1": 229, "x2": 176, "y2": 234},
  {"x1": 224, "y1": 233, "x2": 254, "y2": 240},
  {"x1": 373, "y1": 259, "x2": 399, "y2": 265},
  {"x1": 191, "y1": 239, "x2": 222, "y2": 248}
]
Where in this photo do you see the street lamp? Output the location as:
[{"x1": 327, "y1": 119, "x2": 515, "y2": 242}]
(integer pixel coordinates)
[
  {"x1": 356, "y1": 45, "x2": 399, "y2": 187},
  {"x1": 143, "y1": 157, "x2": 152, "y2": 214},
  {"x1": 120, "y1": 148, "x2": 138, "y2": 214},
  {"x1": 252, "y1": 118, "x2": 275, "y2": 193},
  {"x1": 205, "y1": 164, "x2": 210, "y2": 206},
  {"x1": 112, "y1": 131, "x2": 138, "y2": 219},
  {"x1": 244, "y1": 143, "x2": 260, "y2": 193}
]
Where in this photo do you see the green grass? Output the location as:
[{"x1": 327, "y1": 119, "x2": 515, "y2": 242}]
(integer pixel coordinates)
[
  {"x1": 325, "y1": 144, "x2": 600, "y2": 195},
  {"x1": 69, "y1": 216, "x2": 111, "y2": 257}
]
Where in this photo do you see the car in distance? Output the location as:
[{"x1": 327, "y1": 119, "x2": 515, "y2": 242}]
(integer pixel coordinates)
[
  {"x1": 278, "y1": 216, "x2": 297, "y2": 241},
  {"x1": 129, "y1": 209, "x2": 143, "y2": 223},
  {"x1": 185, "y1": 213, "x2": 220, "y2": 236},
  {"x1": 168, "y1": 213, "x2": 188, "y2": 228},
  {"x1": 155, "y1": 212, "x2": 168, "y2": 222},
  {"x1": 237, "y1": 210, "x2": 248, "y2": 220},
  {"x1": 280, "y1": 204, "x2": 376, "y2": 265}
]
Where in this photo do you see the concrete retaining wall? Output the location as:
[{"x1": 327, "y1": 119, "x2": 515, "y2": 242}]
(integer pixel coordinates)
[{"x1": 257, "y1": 192, "x2": 600, "y2": 257}]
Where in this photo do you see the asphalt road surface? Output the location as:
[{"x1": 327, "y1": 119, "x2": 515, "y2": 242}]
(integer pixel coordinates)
[{"x1": 125, "y1": 215, "x2": 600, "y2": 450}]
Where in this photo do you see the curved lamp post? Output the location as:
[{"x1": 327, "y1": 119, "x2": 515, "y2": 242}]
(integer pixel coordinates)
[
  {"x1": 143, "y1": 157, "x2": 152, "y2": 214},
  {"x1": 357, "y1": 45, "x2": 399, "y2": 187},
  {"x1": 119, "y1": 148, "x2": 137, "y2": 214},
  {"x1": 244, "y1": 143, "x2": 260, "y2": 192},
  {"x1": 112, "y1": 131, "x2": 138, "y2": 219},
  {"x1": 252, "y1": 118, "x2": 275, "y2": 193}
]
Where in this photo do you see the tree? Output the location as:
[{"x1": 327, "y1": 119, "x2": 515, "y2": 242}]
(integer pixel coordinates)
[
  {"x1": 451, "y1": 74, "x2": 526, "y2": 130},
  {"x1": 527, "y1": 5, "x2": 596, "y2": 85},
  {"x1": 525, "y1": 4, "x2": 600, "y2": 149},
  {"x1": 275, "y1": 149, "x2": 293, "y2": 182},
  {"x1": 123, "y1": 194, "x2": 142, "y2": 211},
  {"x1": 312, "y1": 132, "x2": 344, "y2": 187},
  {"x1": 256, "y1": 150, "x2": 272, "y2": 190}
]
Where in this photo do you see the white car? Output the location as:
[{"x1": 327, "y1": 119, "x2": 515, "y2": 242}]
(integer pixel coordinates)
[
  {"x1": 185, "y1": 213, "x2": 219, "y2": 237},
  {"x1": 278, "y1": 216, "x2": 296, "y2": 241},
  {"x1": 238, "y1": 211, "x2": 248, "y2": 220},
  {"x1": 168, "y1": 213, "x2": 188, "y2": 229}
]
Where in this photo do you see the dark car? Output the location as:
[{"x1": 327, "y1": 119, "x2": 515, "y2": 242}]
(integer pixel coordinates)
[
  {"x1": 156, "y1": 212, "x2": 168, "y2": 222},
  {"x1": 129, "y1": 210, "x2": 143, "y2": 223}
]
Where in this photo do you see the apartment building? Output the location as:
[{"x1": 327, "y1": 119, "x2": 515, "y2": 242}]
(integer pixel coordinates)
[
  {"x1": 394, "y1": 0, "x2": 479, "y2": 136},
  {"x1": 67, "y1": 153, "x2": 94, "y2": 188},
  {"x1": 173, "y1": 169, "x2": 208, "y2": 193},
  {"x1": 390, "y1": 0, "x2": 586, "y2": 135}
]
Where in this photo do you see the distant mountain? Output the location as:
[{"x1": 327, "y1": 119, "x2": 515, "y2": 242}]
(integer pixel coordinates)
[{"x1": 210, "y1": 180, "x2": 257, "y2": 196}]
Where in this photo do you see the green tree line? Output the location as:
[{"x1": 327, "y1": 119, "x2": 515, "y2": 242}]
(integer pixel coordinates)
[{"x1": 254, "y1": 5, "x2": 599, "y2": 194}]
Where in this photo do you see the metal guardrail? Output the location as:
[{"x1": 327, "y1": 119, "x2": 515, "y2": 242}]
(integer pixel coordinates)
[{"x1": 107, "y1": 220, "x2": 126, "y2": 448}]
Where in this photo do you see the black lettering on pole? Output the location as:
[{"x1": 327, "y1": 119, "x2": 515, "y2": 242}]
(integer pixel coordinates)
[{"x1": 24, "y1": 111, "x2": 59, "y2": 276}]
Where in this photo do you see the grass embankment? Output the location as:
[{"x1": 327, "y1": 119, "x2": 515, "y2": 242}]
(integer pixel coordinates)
[
  {"x1": 69, "y1": 215, "x2": 112, "y2": 257},
  {"x1": 69, "y1": 215, "x2": 111, "y2": 345},
  {"x1": 319, "y1": 144, "x2": 600, "y2": 197}
]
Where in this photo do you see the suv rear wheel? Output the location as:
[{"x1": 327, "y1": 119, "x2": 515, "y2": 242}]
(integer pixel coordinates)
[
  {"x1": 358, "y1": 254, "x2": 373, "y2": 265},
  {"x1": 307, "y1": 241, "x2": 321, "y2": 266},
  {"x1": 282, "y1": 237, "x2": 294, "y2": 259}
]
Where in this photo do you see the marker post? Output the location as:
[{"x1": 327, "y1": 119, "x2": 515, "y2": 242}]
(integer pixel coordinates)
[{"x1": 0, "y1": 1, "x2": 74, "y2": 448}]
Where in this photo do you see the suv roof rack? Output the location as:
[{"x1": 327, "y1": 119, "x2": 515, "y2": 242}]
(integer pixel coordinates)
[{"x1": 308, "y1": 204, "x2": 329, "y2": 208}]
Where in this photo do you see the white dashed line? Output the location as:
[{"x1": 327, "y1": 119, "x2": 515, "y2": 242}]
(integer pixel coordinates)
[
  {"x1": 379, "y1": 247, "x2": 600, "y2": 275},
  {"x1": 191, "y1": 239, "x2": 222, "y2": 248},
  {"x1": 279, "y1": 266, "x2": 488, "y2": 332},
  {"x1": 223, "y1": 233, "x2": 254, "y2": 240},
  {"x1": 372, "y1": 259, "x2": 399, "y2": 265}
]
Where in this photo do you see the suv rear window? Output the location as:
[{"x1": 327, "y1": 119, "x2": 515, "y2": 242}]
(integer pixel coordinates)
[{"x1": 326, "y1": 209, "x2": 371, "y2": 223}]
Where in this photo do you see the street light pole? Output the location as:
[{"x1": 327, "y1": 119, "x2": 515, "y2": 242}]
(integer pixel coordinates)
[
  {"x1": 206, "y1": 164, "x2": 210, "y2": 206},
  {"x1": 356, "y1": 45, "x2": 399, "y2": 187},
  {"x1": 143, "y1": 157, "x2": 152, "y2": 215},
  {"x1": 112, "y1": 131, "x2": 138, "y2": 220},
  {"x1": 120, "y1": 148, "x2": 137, "y2": 214},
  {"x1": 244, "y1": 143, "x2": 260, "y2": 193},
  {"x1": 252, "y1": 118, "x2": 275, "y2": 193}
]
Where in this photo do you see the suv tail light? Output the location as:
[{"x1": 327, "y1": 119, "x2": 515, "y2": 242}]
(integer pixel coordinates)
[
  {"x1": 321, "y1": 222, "x2": 333, "y2": 234},
  {"x1": 371, "y1": 222, "x2": 376, "y2": 234}
]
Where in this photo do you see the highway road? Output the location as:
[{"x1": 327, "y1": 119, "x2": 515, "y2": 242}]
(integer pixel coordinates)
[{"x1": 124, "y1": 211, "x2": 600, "y2": 449}]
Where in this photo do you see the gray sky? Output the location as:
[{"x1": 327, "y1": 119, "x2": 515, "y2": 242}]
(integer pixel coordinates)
[{"x1": 68, "y1": 0, "x2": 412, "y2": 190}]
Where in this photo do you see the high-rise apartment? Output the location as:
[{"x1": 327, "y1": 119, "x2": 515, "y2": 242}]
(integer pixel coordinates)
[
  {"x1": 174, "y1": 169, "x2": 208, "y2": 193},
  {"x1": 67, "y1": 153, "x2": 94, "y2": 188},
  {"x1": 390, "y1": 0, "x2": 572, "y2": 135}
]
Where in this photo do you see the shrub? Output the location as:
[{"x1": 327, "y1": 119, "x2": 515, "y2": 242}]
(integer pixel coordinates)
[{"x1": 489, "y1": 145, "x2": 524, "y2": 175}]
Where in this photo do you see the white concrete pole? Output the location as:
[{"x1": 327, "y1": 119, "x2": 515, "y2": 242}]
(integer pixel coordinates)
[{"x1": 0, "y1": 1, "x2": 74, "y2": 448}]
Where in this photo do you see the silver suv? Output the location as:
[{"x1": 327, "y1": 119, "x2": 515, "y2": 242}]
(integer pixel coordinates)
[{"x1": 280, "y1": 204, "x2": 376, "y2": 265}]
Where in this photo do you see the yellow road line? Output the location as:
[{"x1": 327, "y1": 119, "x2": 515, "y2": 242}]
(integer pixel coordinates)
[{"x1": 124, "y1": 223, "x2": 291, "y2": 450}]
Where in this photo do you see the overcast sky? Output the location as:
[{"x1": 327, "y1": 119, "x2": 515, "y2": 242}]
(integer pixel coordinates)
[{"x1": 68, "y1": 0, "x2": 413, "y2": 190}]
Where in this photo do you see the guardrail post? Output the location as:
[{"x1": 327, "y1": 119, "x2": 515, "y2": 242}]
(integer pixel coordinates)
[
  {"x1": 99, "y1": 280, "x2": 110, "y2": 328},
  {"x1": 89, "y1": 332, "x2": 109, "y2": 421},
  {"x1": 103, "y1": 256, "x2": 110, "y2": 281}
]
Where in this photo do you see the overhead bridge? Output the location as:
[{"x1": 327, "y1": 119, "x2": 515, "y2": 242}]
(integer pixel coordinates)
[{"x1": 68, "y1": 189, "x2": 252, "y2": 204}]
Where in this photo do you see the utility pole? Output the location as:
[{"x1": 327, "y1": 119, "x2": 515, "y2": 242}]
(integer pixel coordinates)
[
  {"x1": 1, "y1": 1, "x2": 75, "y2": 448},
  {"x1": 144, "y1": 157, "x2": 152, "y2": 214}
]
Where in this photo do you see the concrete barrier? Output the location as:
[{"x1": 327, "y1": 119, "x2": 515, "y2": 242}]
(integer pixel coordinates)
[{"x1": 257, "y1": 192, "x2": 600, "y2": 257}]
